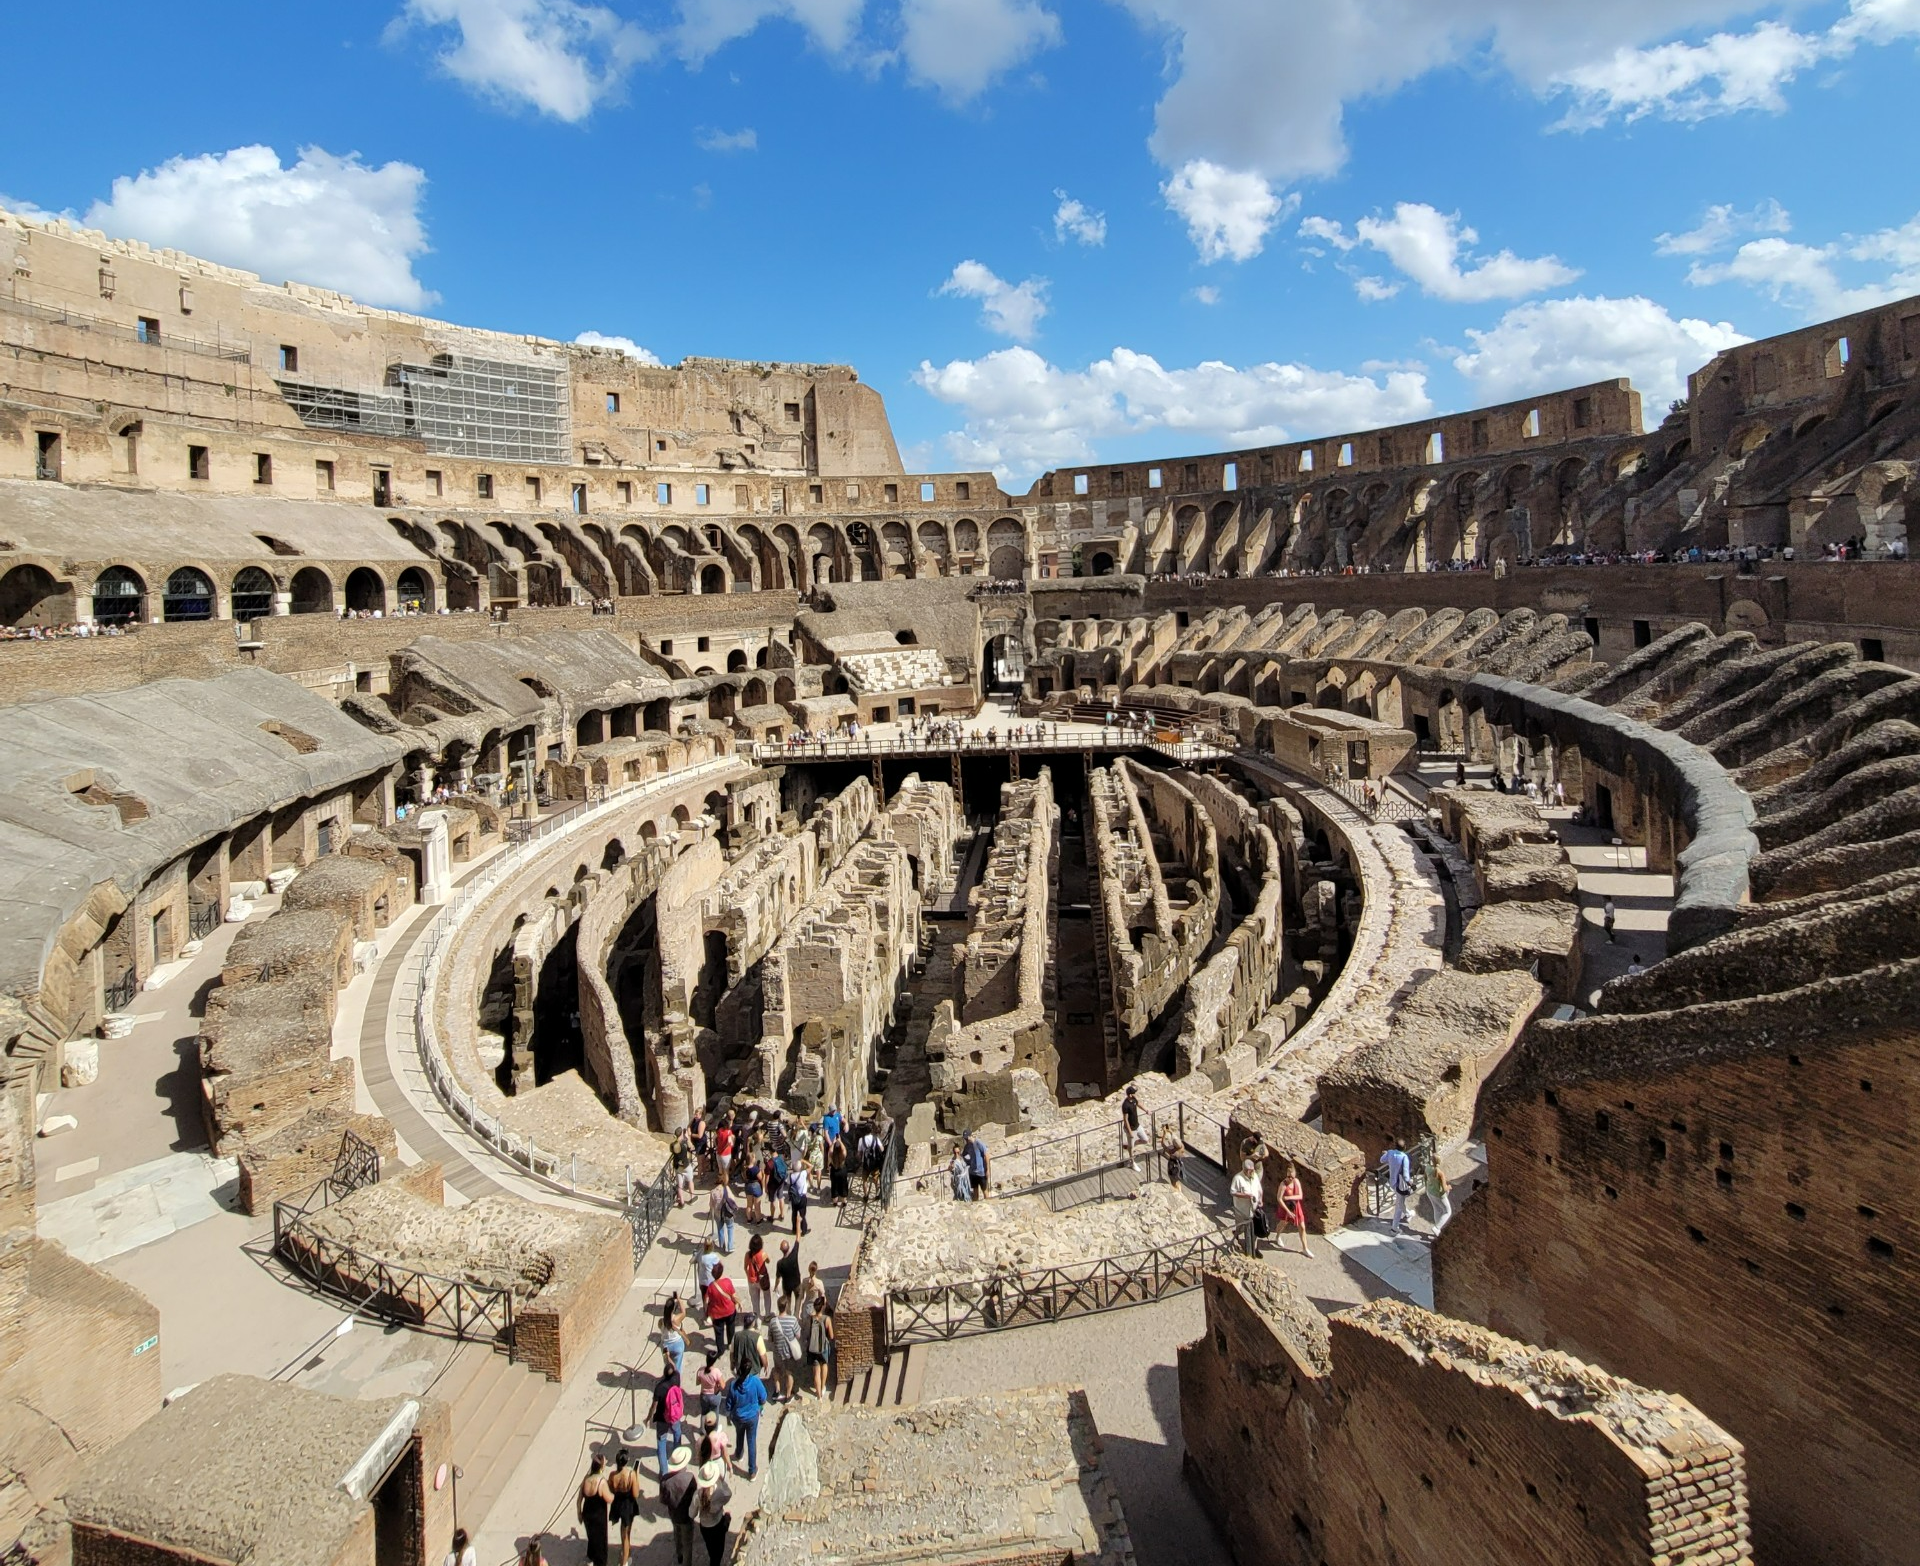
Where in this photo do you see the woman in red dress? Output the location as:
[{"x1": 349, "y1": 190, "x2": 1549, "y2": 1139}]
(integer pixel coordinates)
[{"x1": 1278, "y1": 1163, "x2": 1314, "y2": 1258}]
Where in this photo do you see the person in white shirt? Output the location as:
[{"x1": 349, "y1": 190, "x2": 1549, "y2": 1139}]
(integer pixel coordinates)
[
  {"x1": 445, "y1": 1527, "x2": 478, "y2": 1566},
  {"x1": 1380, "y1": 1141, "x2": 1413, "y2": 1235},
  {"x1": 1230, "y1": 1160, "x2": 1263, "y2": 1254}
]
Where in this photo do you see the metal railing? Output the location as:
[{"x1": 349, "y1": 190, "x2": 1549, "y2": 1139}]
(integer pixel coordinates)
[
  {"x1": 103, "y1": 966, "x2": 137, "y2": 1014},
  {"x1": 1361, "y1": 1133, "x2": 1437, "y2": 1221},
  {"x1": 187, "y1": 896, "x2": 222, "y2": 942},
  {"x1": 0, "y1": 294, "x2": 254, "y2": 362},
  {"x1": 884, "y1": 1220, "x2": 1245, "y2": 1346},
  {"x1": 753, "y1": 730, "x2": 1230, "y2": 764},
  {"x1": 915, "y1": 1099, "x2": 1232, "y2": 1199}
]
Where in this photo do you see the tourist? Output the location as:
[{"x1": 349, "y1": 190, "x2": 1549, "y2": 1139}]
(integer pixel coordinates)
[
  {"x1": 744, "y1": 1162, "x2": 765, "y2": 1224},
  {"x1": 744, "y1": 1233, "x2": 772, "y2": 1319},
  {"x1": 688, "y1": 1108, "x2": 710, "y2": 1180},
  {"x1": 672, "y1": 1128, "x2": 695, "y2": 1206},
  {"x1": 791, "y1": 1162, "x2": 812, "y2": 1235},
  {"x1": 710, "y1": 1177, "x2": 738, "y2": 1255},
  {"x1": 694, "y1": 1458, "x2": 734, "y2": 1566},
  {"x1": 1120, "y1": 1085, "x2": 1147, "y2": 1170},
  {"x1": 828, "y1": 1130, "x2": 850, "y2": 1205},
  {"x1": 518, "y1": 1540, "x2": 549, "y2": 1566},
  {"x1": 1278, "y1": 1163, "x2": 1314, "y2": 1258},
  {"x1": 1380, "y1": 1140, "x2": 1414, "y2": 1236},
  {"x1": 445, "y1": 1527, "x2": 478, "y2": 1566},
  {"x1": 695, "y1": 1242, "x2": 723, "y2": 1318},
  {"x1": 1554, "y1": 778, "x2": 1567, "y2": 808},
  {"x1": 660, "y1": 1446, "x2": 698, "y2": 1566},
  {"x1": 729, "y1": 1309, "x2": 767, "y2": 1382},
  {"x1": 822, "y1": 1103, "x2": 843, "y2": 1145},
  {"x1": 695, "y1": 1351, "x2": 726, "y2": 1417},
  {"x1": 1163, "y1": 1133, "x2": 1185, "y2": 1189},
  {"x1": 607, "y1": 1451, "x2": 642, "y2": 1565},
  {"x1": 1230, "y1": 1159, "x2": 1264, "y2": 1255},
  {"x1": 660, "y1": 1293, "x2": 687, "y2": 1378},
  {"x1": 767, "y1": 1146, "x2": 789, "y2": 1223},
  {"x1": 715, "y1": 1113, "x2": 735, "y2": 1188},
  {"x1": 1424, "y1": 1162, "x2": 1453, "y2": 1235},
  {"x1": 577, "y1": 1455, "x2": 613, "y2": 1566},
  {"x1": 648, "y1": 1354, "x2": 685, "y2": 1479},
  {"x1": 807, "y1": 1297, "x2": 836, "y2": 1397},
  {"x1": 768, "y1": 1293, "x2": 803, "y2": 1402},
  {"x1": 948, "y1": 1143, "x2": 972, "y2": 1201},
  {"x1": 705, "y1": 1261, "x2": 739, "y2": 1349},
  {"x1": 726, "y1": 1363, "x2": 768, "y2": 1479},
  {"x1": 965, "y1": 1129, "x2": 990, "y2": 1198},
  {"x1": 775, "y1": 1237, "x2": 801, "y2": 1304},
  {"x1": 698, "y1": 1410, "x2": 732, "y2": 1470},
  {"x1": 1603, "y1": 896, "x2": 1618, "y2": 944}
]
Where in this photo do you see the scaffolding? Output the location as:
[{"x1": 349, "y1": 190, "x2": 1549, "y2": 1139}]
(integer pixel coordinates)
[{"x1": 276, "y1": 350, "x2": 570, "y2": 463}]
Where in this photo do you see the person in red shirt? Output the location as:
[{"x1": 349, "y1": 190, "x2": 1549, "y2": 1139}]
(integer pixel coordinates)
[
  {"x1": 705, "y1": 1262, "x2": 738, "y2": 1350},
  {"x1": 714, "y1": 1119, "x2": 735, "y2": 1188}
]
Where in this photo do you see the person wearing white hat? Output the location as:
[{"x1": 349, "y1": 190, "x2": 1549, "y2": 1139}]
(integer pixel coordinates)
[
  {"x1": 659, "y1": 1446, "x2": 698, "y2": 1566},
  {"x1": 694, "y1": 1458, "x2": 734, "y2": 1566}
]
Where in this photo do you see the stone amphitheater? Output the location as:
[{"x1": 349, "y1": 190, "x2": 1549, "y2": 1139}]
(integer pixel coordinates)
[{"x1": 1, "y1": 203, "x2": 1917, "y2": 1566}]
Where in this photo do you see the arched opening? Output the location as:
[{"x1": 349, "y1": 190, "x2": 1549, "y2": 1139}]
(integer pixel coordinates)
[
  {"x1": 91, "y1": 565, "x2": 146, "y2": 626},
  {"x1": 700, "y1": 563, "x2": 727, "y2": 595},
  {"x1": 1090, "y1": 551, "x2": 1115, "y2": 577},
  {"x1": 344, "y1": 567, "x2": 387, "y2": 615},
  {"x1": 289, "y1": 567, "x2": 334, "y2": 615},
  {"x1": 774, "y1": 675, "x2": 796, "y2": 705},
  {"x1": 0, "y1": 563, "x2": 75, "y2": 628},
  {"x1": 982, "y1": 633, "x2": 1024, "y2": 693},
  {"x1": 707, "y1": 685, "x2": 737, "y2": 720},
  {"x1": 395, "y1": 566, "x2": 434, "y2": 613},
  {"x1": 644, "y1": 698, "x2": 671, "y2": 732},
  {"x1": 162, "y1": 567, "x2": 215, "y2": 622},
  {"x1": 727, "y1": 649, "x2": 748, "y2": 673},
  {"x1": 230, "y1": 567, "x2": 275, "y2": 621},
  {"x1": 745, "y1": 677, "x2": 770, "y2": 706},
  {"x1": 602, "y1": 838, "x2": 626, "y2": 871},
  {"x1": 577, "y1": 710, "x2": 605, "y2": 747},
  {"x1": 986, "y1": 518, "x2": 1026, "y2": 580},
  {"x1": 693, "y1": 928, "x2": 729, "y2": 1028}
]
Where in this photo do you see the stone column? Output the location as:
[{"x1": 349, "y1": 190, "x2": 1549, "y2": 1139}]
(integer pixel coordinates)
[{"x1": 415, "y1": 809, "x2": 452, "y2": 906}]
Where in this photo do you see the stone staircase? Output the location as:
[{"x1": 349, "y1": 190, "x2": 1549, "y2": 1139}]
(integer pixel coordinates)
[
  {"x1": 832, "y1": 1343, "x2": 924, "y2": 1410},
  {"x1": 433, "y1": 1342, "x2": 562, "y2": 1534}
]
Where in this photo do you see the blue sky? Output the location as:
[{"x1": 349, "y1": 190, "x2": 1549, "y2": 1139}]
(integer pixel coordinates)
[{"x1": 5, "y1": 0, "x2": 1919, "y2": 487}]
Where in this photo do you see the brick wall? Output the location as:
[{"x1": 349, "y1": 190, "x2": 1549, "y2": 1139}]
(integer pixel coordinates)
[
  {"x1": 1179, "y1": 1265, "x2": 1750, "y2": 1566},
  {"x1": 1433, "y1": 977, "x2": 1920, "y2": 1566},
  {"x1": 510, "y1": 1216, "x2": 633, "y2": 1383}
]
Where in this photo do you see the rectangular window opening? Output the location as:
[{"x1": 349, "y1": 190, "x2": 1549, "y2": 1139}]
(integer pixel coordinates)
[
  {"x1": 316, "y1": 459, "x2": 335, "y2": 492},
  {"x1": 278, "y1": 344, "x2": 299, "y2": 373},
  {"x1": 607, "y1": 391, "x2": 621, "y2": 413},
  {"x1": 425, "y1": 469, "x2": 443, "y2": 497},
  {"x1": 657, "y1": 482, "x2": 673, "y2": 505},
  {"x1": 695, "y1": 484, "x2": 710, "y2": 506},
  {"x1": 476, "y1": 473, "x2": 494, "y2": 499},
  {"x1": 188, "y1": 444, "x2": 210, "y2": 481},
  {"x1": 1633, "y1": 619, "x2": 1653, "y2": 649},
  {"x1": 733, "y1": 483, "x2": 750, "y2": 507},
  {"x1": 1426, "y1": 432, "x2": 1444, "y2": 463},
  {"x1": 137, "y1": 316, "x2": 160, "y2": 345},
  {"x1": 372, "y1": 468, "x2": 392, "y2": 507},
  {"x1": 617, "y1": 480, "x2": 634, "y2": 505},
  {"x1": 920, "y1": 481, "x2": 936, "y2": 503},
  {"x1": 1298, "y1": 450, "x2": 1314, "y2": 474},
  {"x1": 253, "y1": 452, "x2": 272, "y2": 486},
  {"x1": 525, "y1": 475, "x2": 542, "y2": 503},
  {"x1": 1523, "y1": 408, "x2": 1542, "y2": 439},
  {"x1": 954, "y1": 480, "x2": 969, "y2": 501},
  {"x1": 809, "y1": 483, "x2": 824, "y2": 504},
  {"x1": 34, "y1": 430, "x2": 60, "y2": 481},
  {"x1": 1223, "y1": 461, "x2": 1238, "y2": 491},
  {"x1": 1862, "y1": 637, "x2": 1885, "y2": 663},
  {"x1": 1337, "y1": 442, "x2": 1354, "y2": 468},
  {"x1": 784, "y1": 402, "x2": 801, "y2": 422},
  {"x1": 1074, "y1": 473, "x2": 1090, "y2": 495},
  {"x1": 1573, "y1": 396, "x2": 1593, "y2": 429},
  {"x1": 572, "y1": 483, "x2": 588, "y2": 514},
  {"x1": 884, "y1": 483, "x2": 899, "y2": 503},
  {"x1": 1147, "y1": 467, "x2": 1163, "y2": 489}
]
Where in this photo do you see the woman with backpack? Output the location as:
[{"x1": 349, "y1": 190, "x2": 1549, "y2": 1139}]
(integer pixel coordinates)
[
  {"x1": 648, "y1": 1351, "x2": 685, "y2": 1480},
  {"x1": 806, "y1": 1297, "x2": 835, "y2": 1398}
]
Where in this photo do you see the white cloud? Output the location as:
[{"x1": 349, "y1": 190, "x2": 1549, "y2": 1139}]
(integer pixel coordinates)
[
  {"x1": 1353, "y1": 275, "x2": 1402, "y2": 302},
  {"x1": 574, "y1": 330, "x2": 664, "y2": 363},
  {"x1": 911, "y1": 344, "x2": 1431, "y2": 482},
  {"x1": 1655, "y1": 199, "x2": 1791, "y2": 257},
  {"x1": 398, "y1": 0, "x2": 655, "y2": 120},
  {"x1": 1162, "y1": 160, "x2": 1290, "y2": 264},
  {"x1": 1548, "y1": 21, "x2": 1826, "y2": 128},
  {"x1": 1301, "y1": 203, "x2": 1579, "y2": 302},
  {"x1": 695, "y1": 126, "x2": 758, "y2": 151},
  {"x1": 1685, "y1": 211, "x2": 1920, "y2": 317},
  {"x1": 1115, "y1": 0, "x2": 1920, "y2": 187},
  {"x1": 1451, "y1": 295, "x2": 1748, "y2": 409},
  {"x1": 1191, "y1": 285, "x2": 1221, "y2": 305},
  {"x1": 937, "y1": 260, "x2": 1050, "y2": 341},
  {"x1": 898, "y1": 0, "x2": 1061, "y2": 99},
  {"x1": 675, "y1": 0, "x2": 867, "y2": 61},
  {"x1": 82, "y1": 145, "x2": 434, "y2": 310},
  {"x1": 1053, "y1": 190, "x2": 1107, "y2": 247}
]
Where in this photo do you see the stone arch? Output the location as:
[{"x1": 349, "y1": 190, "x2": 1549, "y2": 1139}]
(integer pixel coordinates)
[
  {"x1": 395, "y1": 566, "x2": 434, "y2": 612},
  {"x1": 230, "y1": 566, "x2": 276, "y2": 620},
  {"x1": 577, "y1": 710, "x2": 605, "y2": 747},
  {"x1": 0, "y1": 562, "x2": 76, "y2": 627},
  {"x1": 774, "y1": 675, "x2": 796, "y2": 704},
  {"x1": 707, "y1": 685, "x2": 737, "y2": 720},
  {"x1": 881, "y1": 521, "x2": 913, "y2": 580},
  {"x1": 727, "y1": 649, "x2": 749, "y2": 673},
  {"x1": 745, "y1": 677, "x2": 770, "y2": 706},
  {"x1": 807, "y1": 523, "x2": 840, "y2": 586},
  {"x1": 91, "y1": 565, "x2": 147, "y2": 625},
  {"x1": 917, "y1": 520, "x2": 951, "y2": 574},
  {"x1": 162, "y1": 565, "x2": 216, "y2": 622},
  {"x1": 602, "y1": 838, "x2": 627, "y2": 870},
  {"x1": 953, "y1": 518, "x2": 981, "y2": 559},
  {"x1": 344, "y1": 567, "x2": 387, "y2": 614},
  {"x1": 986, "y1": 517, "x2": 1026, "y2": 580},
  {"x1": 1089, "y1": 550, "x2": 1115, "y2": 576},
  {"x1": 699, "y1": 563, "x2": 728, "y2": 595}
]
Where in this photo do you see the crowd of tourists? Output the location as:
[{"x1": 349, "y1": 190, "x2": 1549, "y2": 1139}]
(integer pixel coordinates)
[{"x1": 540, "y1": 1103, "x2": 891, "y2": 1566}]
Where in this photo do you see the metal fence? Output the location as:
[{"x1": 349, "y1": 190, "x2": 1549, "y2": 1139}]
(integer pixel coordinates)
[
  {"x1": 884, "y1": 1221, "x2": 1244, "y2": 1346},
  {"x1": 752, "y1": 731, "x2": 1230, "y2": 765},
  {"x1": 187, "y1": 896, "x2": 223, "y2": 942},
  {"x1": 912, "y1": 1098, "x2": 1232, "y2": 1200},
  {"x1": 103, "y1": 966, "x2": 137, "y2": 1014},
  {"x1": 1360, "y1": 1133, "x2": 1436, "y2": 1220}
]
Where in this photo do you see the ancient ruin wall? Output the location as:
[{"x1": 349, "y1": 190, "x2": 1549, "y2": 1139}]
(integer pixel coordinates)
[
  {"x1": 1169, "y1": 770, "x2": 1284, "y2": 1081},
  {"x1": 1433, "y1": 963, "x2": 1920, "y2": 1566},
  {"x1": 1179, "y1": 1263, "x2": 1750, "y2": 1566}
]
